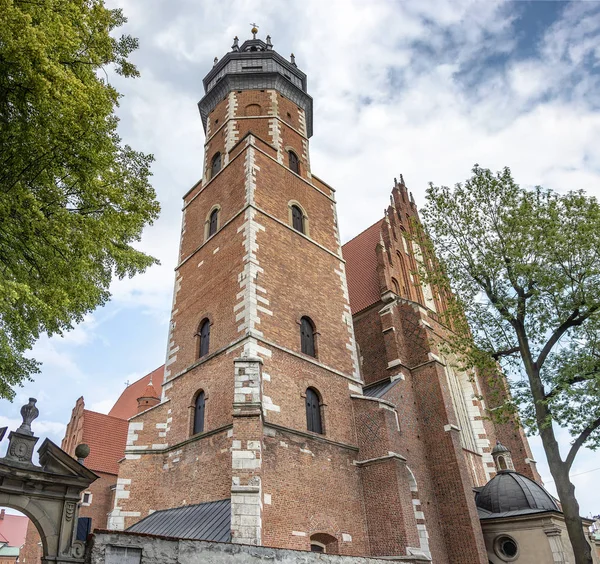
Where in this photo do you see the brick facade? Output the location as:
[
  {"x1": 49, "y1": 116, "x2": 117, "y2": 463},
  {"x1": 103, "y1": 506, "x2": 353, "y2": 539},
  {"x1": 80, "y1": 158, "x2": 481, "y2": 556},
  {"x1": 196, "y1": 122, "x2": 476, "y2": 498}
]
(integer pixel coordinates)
[{"x1": 99, "y1": 35, "x2": 541, "y2": 563}]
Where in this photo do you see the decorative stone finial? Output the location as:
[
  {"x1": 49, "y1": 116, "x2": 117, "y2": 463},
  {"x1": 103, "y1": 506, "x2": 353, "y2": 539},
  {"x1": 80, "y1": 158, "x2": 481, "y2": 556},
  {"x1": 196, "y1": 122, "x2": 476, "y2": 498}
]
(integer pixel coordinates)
[
  {"x1": 266, "y1": 35, "x2": 273, "y2": 50},
  {"x1": 290, "y1": 53, "x2": 296, "y2": 66},
  {"x1": 75, "y1": 443, "x2": 90, "y2": 464},
  {"x1": 400, "y1": 173, "x2": 405, "y2": 185},
  {"x1": 232, "y1": 36, "x2": 239, "y2": 51},
  {"x1": 250, "y1": 22, "x2": 259, "y2": 39},
  {"x1": 17, "y1": 398, "x2": 39, "y2": 436},
  {"x1": 213, "y1": 56, "x2": 218, "y2": 66}
]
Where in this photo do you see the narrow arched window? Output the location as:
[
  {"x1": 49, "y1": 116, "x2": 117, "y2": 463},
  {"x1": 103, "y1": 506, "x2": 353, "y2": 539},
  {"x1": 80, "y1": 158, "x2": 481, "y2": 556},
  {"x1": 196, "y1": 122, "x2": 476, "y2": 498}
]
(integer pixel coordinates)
[
  {"x1": 211, "y1": 152, "x2": 221, "y2": 178},
  {"x1": 291, "y1": 205, "x2": 304, "y2": 233},
  {"x1": 209, "y1": 208, "x2": 219, "y2": 237},
  {"x1": 193, "y1": 391, "x2": 205, "y2": 434},
  {"x1": 392, "y1": 277, "x2": 400, "y2": 295},
  {"x1": 288, "y1": 150, "x2": 300, "y2": 174},
  {"x1": 498, "y1": 455, "x2": 507, "y2": 470},
  {"x1": 305, "y1": 388, "x2": 322, "y2": 434},
  {"x1": 300, "y1": 316, "x2": 316, "y2": 357},
  {"x1": 199, "y1": 318, "x2": 210, "y2": 358}
]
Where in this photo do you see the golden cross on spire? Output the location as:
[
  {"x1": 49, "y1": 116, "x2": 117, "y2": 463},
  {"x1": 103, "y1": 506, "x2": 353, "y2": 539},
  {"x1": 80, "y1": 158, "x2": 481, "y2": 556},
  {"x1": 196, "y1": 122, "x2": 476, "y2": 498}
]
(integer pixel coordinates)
[{"x1": 250, "y1": 22, "x2": 259, "y2": 39}]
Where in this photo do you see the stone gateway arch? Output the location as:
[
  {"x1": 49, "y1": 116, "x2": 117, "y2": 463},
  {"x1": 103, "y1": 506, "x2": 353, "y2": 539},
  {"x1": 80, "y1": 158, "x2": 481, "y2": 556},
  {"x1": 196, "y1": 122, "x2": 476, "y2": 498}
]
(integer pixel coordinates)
[{"x1": 0, "y1": 399, "x2": 97, "y2": 563}]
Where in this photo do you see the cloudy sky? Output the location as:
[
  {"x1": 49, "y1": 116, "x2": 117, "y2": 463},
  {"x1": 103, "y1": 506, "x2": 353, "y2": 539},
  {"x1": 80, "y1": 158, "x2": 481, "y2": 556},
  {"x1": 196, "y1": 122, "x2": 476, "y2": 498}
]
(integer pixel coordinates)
[{"x1": 2, "y1": 0, "x2": 600, "y2": 518}]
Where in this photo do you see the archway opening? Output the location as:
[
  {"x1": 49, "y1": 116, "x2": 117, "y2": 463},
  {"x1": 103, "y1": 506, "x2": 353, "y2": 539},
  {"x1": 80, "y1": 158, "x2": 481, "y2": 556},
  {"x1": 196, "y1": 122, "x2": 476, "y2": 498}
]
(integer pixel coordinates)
[
  {"x1": 0, "y1": 506, "x2": 43, "y2": 564},
  {"x1": 309, "y1": 533, "x2": 338, "y2": 554}
]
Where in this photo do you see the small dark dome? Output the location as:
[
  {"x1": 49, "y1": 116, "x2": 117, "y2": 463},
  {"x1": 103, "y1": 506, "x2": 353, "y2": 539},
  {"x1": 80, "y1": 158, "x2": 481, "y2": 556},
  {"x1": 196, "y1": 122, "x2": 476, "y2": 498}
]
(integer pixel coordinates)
[
  {"x1": 476, "y1": 470, "x2": 559, "y2": 514},
  {"x1": 491, "y1": 440, "x2": 510, "y2": 455}
]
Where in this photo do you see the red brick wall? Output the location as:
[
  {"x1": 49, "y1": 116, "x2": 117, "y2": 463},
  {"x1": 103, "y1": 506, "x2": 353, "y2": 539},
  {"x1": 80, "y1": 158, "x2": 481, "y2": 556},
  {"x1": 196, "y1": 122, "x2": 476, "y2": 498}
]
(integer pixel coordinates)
[
  {"x1": 18, "y1": 522, "x2": 42, "y2": 564},
  {"x1": 262, "y1": 428, "x2": 369, "y2": 555}
]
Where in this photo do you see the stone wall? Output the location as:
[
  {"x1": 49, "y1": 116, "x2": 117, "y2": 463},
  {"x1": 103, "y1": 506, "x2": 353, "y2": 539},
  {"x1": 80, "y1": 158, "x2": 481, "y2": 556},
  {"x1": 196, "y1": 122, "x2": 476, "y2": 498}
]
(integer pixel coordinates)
[{"x1": 86, "y1": 532, "x2": 430, "y2": 564}]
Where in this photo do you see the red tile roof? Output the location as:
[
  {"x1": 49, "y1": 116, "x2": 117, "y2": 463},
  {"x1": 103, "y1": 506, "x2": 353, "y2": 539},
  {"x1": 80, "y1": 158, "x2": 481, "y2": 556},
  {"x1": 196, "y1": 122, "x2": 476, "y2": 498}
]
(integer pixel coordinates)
[
  {"x1": 0, "y1": 511, "x2": 28, "y2": 547},
  {"x1": 342, "y1": 220, "x2": 383, "y2": 314},
  {"x1": 81, "y1": 410, "x2": 129, "y2": 475},
  {"x1": 108, "y1": 365, "x2": 164, "y2": 420}
]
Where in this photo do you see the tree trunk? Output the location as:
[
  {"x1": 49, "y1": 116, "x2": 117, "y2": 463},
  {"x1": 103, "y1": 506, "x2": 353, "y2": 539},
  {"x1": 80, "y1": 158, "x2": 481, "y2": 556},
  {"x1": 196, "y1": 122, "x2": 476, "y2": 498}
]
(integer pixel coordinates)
[
  {"x1": 552, "y1": 463, "x2": 593, "y2": 564},
  {"x1": 537, "y1": 410, "x2": 593, "y2": 564},
  {"x1": 523, "y1": 354, "x2": 593, "y2": 564}
]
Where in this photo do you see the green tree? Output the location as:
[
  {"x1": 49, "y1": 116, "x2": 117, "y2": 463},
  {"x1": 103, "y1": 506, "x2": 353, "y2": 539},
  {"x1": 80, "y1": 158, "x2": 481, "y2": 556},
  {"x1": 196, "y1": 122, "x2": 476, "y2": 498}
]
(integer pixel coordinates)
[
  {"x1": 420, "y1": 165, "x2": 600, "y2": 564},
  {"x1": 0, "y1": 0, "x2": 160, "y2": 399}
]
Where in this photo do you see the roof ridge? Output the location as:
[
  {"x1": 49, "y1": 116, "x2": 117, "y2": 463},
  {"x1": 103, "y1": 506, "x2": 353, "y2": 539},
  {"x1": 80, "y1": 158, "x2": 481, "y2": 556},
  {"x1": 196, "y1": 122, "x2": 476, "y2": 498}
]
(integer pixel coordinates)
[
  {"x1": 83, "y1": 409, "x2": 130, "y2": 422},
  {"x1": 342, "y1": 218, "x2": 383, "y2": 247},
  {"x1": 363, "y1": 377, "x2": 392, "y2": 389}
]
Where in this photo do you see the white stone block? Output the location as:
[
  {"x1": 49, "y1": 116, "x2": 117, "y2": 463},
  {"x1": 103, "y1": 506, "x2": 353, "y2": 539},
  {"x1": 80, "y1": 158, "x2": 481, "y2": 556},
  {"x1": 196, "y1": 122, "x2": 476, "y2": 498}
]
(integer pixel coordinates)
[{"x1": 232, "y1": 450, "x2": 255, "y2": 459}]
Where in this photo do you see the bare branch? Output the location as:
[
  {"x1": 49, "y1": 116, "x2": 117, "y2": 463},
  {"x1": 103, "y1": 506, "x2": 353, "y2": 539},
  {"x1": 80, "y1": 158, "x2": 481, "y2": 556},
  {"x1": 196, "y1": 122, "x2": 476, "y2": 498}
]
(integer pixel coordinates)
[
  {"x1": 544, "y1": 373, "x2": 597, "y2": 401},
  {"x1": 565, "y1": 415, "x2": 600, "y2": 471},
  {"x1": 536, "y1": 306, "x2": 599, "y2": 370},
  {"x1": 491, "y1": 346, "x2": 520, "y2": 360}
]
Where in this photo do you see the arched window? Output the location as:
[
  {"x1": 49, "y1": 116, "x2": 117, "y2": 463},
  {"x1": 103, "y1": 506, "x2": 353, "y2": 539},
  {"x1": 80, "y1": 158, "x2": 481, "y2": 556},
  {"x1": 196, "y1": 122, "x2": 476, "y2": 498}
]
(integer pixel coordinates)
[
  {"x1": 211, "y1": 152, "x2": 221, "y2": 178},
  {"x1": 198, "y1": 318, "x2": 210, "y2": 358},
  {"x1": 209, "y1": 208, "x2": 219, "y2": 237},
  {"x1": 305, "y1": 387, "x2": 322, "y2": 434},
  {"x1": 397, "y1": 251, "x2": 411, "y2": 297},
  {"x1": 288, "y1": 150, "x2": 300, "y2": 174},
  {"x1": 391, "y1": 277, "x2": 400, "y2": 295},
  {"x1": 193, "y1": 391, "x2": 205, "y2": 434},
  {"x1": 291, "y1": 204, "x2": 304, "y2": 233},
  {"x1": 300, "y1": 316, "x2": 316, "y2": 357},
  {"x1": 310, "y1": 533, "x2": 338, "y2": 554},
  {"x1": 498, "y1": 455, "x2": 507, "y2": 470}
]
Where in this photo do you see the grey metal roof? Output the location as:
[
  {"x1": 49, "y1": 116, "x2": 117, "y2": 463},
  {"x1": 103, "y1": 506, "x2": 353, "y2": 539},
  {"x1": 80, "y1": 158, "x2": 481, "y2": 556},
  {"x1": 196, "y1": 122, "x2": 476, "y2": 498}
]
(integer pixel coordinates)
[
  {"x1": 198, "y1": 37, "x2": 313, "y2": 137},
  {"x1": 491, "y1": 440, "x2": 511, "y2": 454},
  {"x1": 477, "y1": 506, "x2": 555, "y2": 520},
  {"x1": 363, "y1": 378, "x2": 401, "y2": 399},
  {"x1": 126, "y1": 499, "x2": 231, "y2": 542},
  {"x1": 476, "y1": 471, "x2": 560, "y2": 515}
]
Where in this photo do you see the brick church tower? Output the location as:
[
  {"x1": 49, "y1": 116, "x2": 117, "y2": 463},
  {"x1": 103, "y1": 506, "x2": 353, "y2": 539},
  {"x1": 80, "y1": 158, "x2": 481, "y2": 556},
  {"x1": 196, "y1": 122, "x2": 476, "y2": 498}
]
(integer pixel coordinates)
[
  {"x1": 108, "y1": 31, "x2": 539, "y2": 564},
  {"x1": 109, "y1": 31, "x2": 367, "y2": 551}
]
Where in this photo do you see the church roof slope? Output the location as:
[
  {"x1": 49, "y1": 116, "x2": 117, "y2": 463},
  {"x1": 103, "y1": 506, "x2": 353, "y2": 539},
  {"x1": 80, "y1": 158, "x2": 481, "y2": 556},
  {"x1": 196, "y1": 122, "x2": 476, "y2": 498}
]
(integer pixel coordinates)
[
  {"x1": 476, "y1": 470, "x2": 559, "y2": 516},
  {"x1": 342, "y1": 220, "x2": 383, "y2": 314},
  {"x1": 126, "y1": 499, "x2": 231, "y2": 542},
  {"x1": 81, "y1": 410, "x2": 129, "y2": 475},
  {"x1": 0, "y1": 511, "x2": 28, "y2": 547},
  {"x1": 109, "y1": 365, "x2": 164, "y2": 420}
]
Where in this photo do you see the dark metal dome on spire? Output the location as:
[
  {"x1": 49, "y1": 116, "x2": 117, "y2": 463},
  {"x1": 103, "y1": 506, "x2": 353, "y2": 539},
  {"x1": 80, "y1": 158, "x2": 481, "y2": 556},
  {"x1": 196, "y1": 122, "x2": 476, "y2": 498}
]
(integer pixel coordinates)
[
  {"x1": 491, "y1": 440, "x2": 511, "y2": 455},
  {"x1": 198, "y1": 33, "x2": 313, "y2": 137},
  {"x1": 476, "y1": 470, "x2": 559, "y2": 517}
]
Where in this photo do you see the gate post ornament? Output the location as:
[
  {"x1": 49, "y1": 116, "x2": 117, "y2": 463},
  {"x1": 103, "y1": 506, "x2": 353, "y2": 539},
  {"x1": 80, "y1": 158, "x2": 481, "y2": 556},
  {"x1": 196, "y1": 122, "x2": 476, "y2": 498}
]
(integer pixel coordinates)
[
  {"x1": 0, "y1": 398, "x2": 98, "y2": 564},
  {"x1": 4, "y1": 398, "x2": 39, "y2": 466}
]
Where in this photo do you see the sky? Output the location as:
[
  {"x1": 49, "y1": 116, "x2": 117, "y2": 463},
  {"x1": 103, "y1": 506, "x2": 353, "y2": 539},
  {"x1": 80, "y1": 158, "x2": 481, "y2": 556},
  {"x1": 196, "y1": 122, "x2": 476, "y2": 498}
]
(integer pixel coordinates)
[{"x1": 2, "y1": 0, "x2": 600, "y2": 518}]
